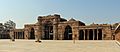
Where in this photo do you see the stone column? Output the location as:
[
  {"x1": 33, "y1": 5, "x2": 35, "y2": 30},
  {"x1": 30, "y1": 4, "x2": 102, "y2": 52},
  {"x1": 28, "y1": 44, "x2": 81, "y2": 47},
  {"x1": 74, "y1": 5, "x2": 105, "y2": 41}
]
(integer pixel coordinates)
[
  {"x1": 87, "y1": 30, "x2": 89, "y2": 40},
  {"x1": 17, "y1": 32, "x2": 19, "y2": 39},
  {"x1": 15, "y1": 32, "x2": 17, "y2": 39},
  {"x1": 83, "y1": 30, "x2": 85, "y2": 40},
  {"x1": 53, "y1": 18, "x2": 58, "y2": 40},
  {"x1": 53, "y1": 25, "x2": 58, "y2": 40},
  {"x1": 35, "y1": 29, "x2": 39, "y2": 42},
  {"x1": 102, "y1": 29, "x2": 103, "y2": 40},
  {"x1": 72, "y1": 27, "x2": 79, "y2": 40},
  {"x1": 24, "y1": 29, "x2": 29, "y2": 39},
  {"x1": 97, "y1": 29, "x2": 99, "y2": 40},
  {"x1": 22, "y1": 32, "x2": 24, "y2": 39}
]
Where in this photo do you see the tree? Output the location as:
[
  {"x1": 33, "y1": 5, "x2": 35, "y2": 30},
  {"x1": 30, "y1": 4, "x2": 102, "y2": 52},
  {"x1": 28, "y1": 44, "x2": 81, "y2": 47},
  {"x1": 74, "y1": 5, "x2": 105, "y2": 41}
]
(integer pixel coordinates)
[{"x1": 4, "y1": 20, "x2": 16, "y2": 30}]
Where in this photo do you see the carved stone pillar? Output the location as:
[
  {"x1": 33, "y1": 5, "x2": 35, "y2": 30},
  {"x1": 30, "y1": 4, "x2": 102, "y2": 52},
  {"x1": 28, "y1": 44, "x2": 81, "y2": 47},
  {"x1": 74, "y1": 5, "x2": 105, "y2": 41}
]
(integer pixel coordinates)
[
  {"x1": 53, "y1": 18, "x2": 58, "y2": 40},
  {"x1": 83, "y1": 30, "x2": 85, "y2": 40},
  {"x1": 102, "y1": 29, "x2": 104, "y2": 40},
  {"x1": 87, "y1": 30, "x2": 89, "y2": 40},
  {"x1": 97, "y1": 29, "x2": 99, "y2": 40},
  {"x1": 35, "y1": 29, "x2": 39, "y2": 42},
  {"x1": 35, "y1": 29, "x2": 38, "y2": 40},
  {"x1": 24, "y1": 29, "x2": 29, "y2": 39},
  {"x1": 72, "y1": 27, "x2": 79, "y2": 40},
  {"x1": 53, "y1": 25, "x2": 58, "y2": 40}
]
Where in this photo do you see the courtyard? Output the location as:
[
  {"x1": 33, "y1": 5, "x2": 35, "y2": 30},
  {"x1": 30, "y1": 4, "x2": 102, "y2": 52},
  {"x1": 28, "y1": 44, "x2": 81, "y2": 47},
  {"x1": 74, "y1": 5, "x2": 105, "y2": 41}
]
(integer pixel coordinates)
[{"x1": 0, "y1": 39, "x2": 120, "y2": 52}]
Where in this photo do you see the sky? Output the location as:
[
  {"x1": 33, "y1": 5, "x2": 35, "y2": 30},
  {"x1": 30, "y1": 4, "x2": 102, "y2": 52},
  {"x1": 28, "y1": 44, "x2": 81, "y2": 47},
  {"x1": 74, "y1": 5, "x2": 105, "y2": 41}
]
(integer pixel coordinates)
[{"x1": 0, "y1": 0, "x2": 120, "y2": 28}]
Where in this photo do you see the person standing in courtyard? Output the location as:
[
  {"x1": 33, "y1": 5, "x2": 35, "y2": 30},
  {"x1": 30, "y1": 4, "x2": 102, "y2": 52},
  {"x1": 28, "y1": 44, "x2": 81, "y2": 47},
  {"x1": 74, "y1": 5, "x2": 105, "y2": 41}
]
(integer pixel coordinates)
[
  {"x1": 9, "y1": 29, "x2": 15, "y2": 42},
  {"x1": 73, "y1": 34, "x2": 77, "y2": 44},
  {"x1": 35, "y1": 30, "x2": 41, "y2": 43}
]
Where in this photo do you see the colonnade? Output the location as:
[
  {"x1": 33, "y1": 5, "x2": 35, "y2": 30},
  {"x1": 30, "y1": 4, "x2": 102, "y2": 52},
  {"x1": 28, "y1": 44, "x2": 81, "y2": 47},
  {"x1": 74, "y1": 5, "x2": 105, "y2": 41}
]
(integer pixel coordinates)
[
  {"x1": 0, "y1": 34, "x2": 10, "y2": 39},
  {"x1": 79, "y1": 29, "x2": 102, "y2": 40},
  {"x1": 14, "y1": 32, "x2": 24, "y2": 39}
]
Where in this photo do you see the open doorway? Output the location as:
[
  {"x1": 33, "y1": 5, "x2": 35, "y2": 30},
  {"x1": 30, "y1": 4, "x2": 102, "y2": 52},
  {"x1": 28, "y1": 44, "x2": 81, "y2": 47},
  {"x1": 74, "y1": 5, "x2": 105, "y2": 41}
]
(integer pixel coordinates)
[
  {"x1": 64, "y1": 25, "x2": 72, "y2": 40},
  {"x1": 30, "y1": 28, "x2": 35, "y2": 39}
]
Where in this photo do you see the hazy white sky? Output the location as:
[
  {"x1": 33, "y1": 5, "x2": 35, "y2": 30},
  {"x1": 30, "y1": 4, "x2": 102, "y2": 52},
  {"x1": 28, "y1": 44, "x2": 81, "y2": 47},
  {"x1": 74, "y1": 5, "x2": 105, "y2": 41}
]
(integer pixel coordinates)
[{"x1": 0, "y1": 0, "x2": 120, "y2": 28}]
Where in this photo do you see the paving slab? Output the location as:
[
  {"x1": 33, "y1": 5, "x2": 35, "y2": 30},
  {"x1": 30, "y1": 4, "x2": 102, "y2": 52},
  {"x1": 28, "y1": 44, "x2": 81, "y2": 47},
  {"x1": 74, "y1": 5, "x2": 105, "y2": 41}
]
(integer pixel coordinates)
[{"x1": 0, "y1": 39, "x2": 120, "y2": 52}]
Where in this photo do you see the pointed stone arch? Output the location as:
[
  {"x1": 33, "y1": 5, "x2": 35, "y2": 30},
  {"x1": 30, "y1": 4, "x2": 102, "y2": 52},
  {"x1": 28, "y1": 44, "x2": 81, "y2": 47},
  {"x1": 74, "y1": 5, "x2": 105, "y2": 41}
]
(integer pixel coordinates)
[
  {"x1": 42, "y1": 21, "x2": 53, "y2": 40},
  {"x1": 64, "y1": 25, "x2": 72, "y2": 40},
  {"x1": 29, "y1": 28, "x2": 35, "y2": 39}
]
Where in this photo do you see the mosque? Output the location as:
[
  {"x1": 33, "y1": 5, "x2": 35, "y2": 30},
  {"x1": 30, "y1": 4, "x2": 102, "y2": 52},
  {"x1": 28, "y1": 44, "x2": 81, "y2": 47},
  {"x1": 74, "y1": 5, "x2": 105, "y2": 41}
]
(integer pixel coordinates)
[{"x1": 1, "y1": 14, "x2": 120, "y2": 41}]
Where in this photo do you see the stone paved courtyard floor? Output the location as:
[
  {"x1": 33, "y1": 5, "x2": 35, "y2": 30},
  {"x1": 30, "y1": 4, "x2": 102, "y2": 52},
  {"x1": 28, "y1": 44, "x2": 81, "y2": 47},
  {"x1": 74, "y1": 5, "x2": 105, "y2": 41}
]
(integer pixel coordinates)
[{"x1": 0, "y1": 39, "x2": 120, "y2": 52}]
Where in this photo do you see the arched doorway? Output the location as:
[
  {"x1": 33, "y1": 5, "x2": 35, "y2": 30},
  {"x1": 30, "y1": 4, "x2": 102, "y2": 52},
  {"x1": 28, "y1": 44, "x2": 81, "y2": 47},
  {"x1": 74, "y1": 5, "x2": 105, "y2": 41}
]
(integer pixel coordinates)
[
  {"x1": 30, "y1": 28, "x2": 35, "y2": 39},
  {"x1": 64, "y1": 25, "x2": 72, "y2": 40},
  {"x1": 79, "y1": 30, "x2": 84, "y2": 40},
  {"x1": 43, "y1": 22, "x2": 53, "y2": 40}
]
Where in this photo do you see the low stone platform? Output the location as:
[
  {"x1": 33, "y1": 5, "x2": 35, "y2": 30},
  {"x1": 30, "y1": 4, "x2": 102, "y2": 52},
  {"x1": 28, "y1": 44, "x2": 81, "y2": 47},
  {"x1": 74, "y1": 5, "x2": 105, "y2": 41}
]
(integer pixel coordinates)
[{"x1": 0, "y1": 39, "x2": 120, "y2": 52}]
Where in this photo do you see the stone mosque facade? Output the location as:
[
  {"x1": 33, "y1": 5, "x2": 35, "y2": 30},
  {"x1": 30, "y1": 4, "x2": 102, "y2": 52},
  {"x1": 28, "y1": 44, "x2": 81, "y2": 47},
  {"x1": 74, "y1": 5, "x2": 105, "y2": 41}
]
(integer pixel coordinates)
[{"x1": 8, "y1": 14, "x2": 120, "y2": 40}]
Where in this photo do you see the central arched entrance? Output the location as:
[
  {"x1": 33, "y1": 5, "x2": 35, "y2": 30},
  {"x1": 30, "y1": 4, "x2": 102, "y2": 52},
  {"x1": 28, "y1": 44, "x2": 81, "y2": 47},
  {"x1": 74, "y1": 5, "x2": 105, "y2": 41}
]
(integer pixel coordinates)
[
  {"x1": 30, "y1": 28, "x2": 35, "y2": 39},
  {"x1": 42, "y1": 21, "x2": 53, "y2": 40},
  {"x1": 64, "y1": 25, "x2": 72, "y2": 40}
]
